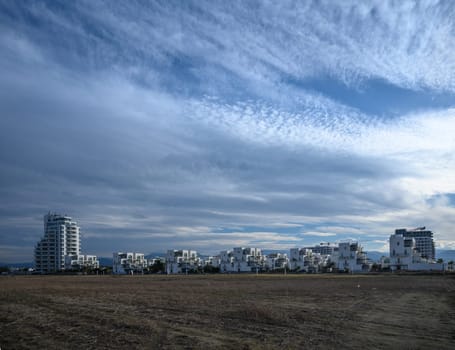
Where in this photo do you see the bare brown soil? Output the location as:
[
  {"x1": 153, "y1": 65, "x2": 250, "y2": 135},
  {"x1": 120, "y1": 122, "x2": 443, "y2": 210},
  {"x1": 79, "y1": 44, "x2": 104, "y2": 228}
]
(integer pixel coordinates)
[{"x1": 1, "y1": 274, "x2": 454, "y2": 349}]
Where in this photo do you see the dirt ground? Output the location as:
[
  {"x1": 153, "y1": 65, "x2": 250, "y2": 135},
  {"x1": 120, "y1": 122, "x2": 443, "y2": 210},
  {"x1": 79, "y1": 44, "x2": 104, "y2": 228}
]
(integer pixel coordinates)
[{"x1": 1, "y1": 274, "x2": 454, "y2": 349}]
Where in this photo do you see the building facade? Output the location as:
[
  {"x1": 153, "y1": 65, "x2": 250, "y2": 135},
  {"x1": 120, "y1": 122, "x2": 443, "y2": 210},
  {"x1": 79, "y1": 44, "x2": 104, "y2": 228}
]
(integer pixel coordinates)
[
  {"x1": 113, "y1": 252, "x2": 148, "y2": 274},
  {"x1": 335, "y1": 241, "x2": 369, "y2": 273},
  {"x1": 264, "y1": 253, "x2": 288, "y2": 271},
  {"x1": 65, "y1": 254, "x2": 99, "y2": 271},
  {"x1": 306, "y1": 243, "x2": 337, "y2": 256},
  {"x1": 289, "y1": 248, "x2": 315, "y2": 272},
  {"x1": 389, "y1": 232, "x2": 443, "y2": 271},
  {"x1": 165, "y1": 250, "x2": 200, "y2": 274},
  {"x1": 394, "y1": 227, "x2": 435, "y2": 260},
  {"x1": 289, "y1": 247, "x2": 333, "y2": 273},
  {"x1": 219, "y1": 247, "x2": 264, "y2": 273},
  {"x1": 35, "y1": 213, "x2": 81, "y2": 273}
]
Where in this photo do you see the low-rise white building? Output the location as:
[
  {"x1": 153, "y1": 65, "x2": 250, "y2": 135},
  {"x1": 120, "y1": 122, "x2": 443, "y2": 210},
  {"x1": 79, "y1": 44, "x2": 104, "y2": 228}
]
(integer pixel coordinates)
[
  {"x1": 220, "y1": 247, "x2": 264, "y2": 273},
  {"x1": 64, "y1": 254, "x2": 99, "y2": 271},
  {"x1": 202, "y1": 255, "x2": 221, "y2": 268},
  {"x1": 335, "y1": 241, "x2": 369, "y2": 273},
  {"x1": 165, "y1": 250, "x2": 200, "y2": 274},
  {"x1": 289, "y1": 248, "x2": 333, "y2": 272},
  {"x1": 113, "y1": 252, "x2": 147, "y2": 274},
  {"x1": 389, "y1": 233, "x2": 443, "y2": 271},
  {"x1": 264, "y1": 253, "x2": 288, "y2": 271},
  {"x1": 289, "y1": 248, "x2": 314, "y2": 272}
]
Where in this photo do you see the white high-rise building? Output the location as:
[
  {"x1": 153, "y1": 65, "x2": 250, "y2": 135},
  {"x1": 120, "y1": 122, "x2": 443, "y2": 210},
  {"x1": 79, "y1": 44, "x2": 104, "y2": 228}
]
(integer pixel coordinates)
[
  {"x1": 394, "y1": 227, "x2": 435, "y2": 260},
  {"x1": 35, "y1": 213, "x2": 81, "y2": 273},
  {"x1": 389, "y1": 232, "x2": 443, "y2": 271}
]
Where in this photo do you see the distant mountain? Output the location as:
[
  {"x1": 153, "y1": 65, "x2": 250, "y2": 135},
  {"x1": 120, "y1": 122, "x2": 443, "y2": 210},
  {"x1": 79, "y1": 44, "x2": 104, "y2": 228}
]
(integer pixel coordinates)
[
  {"x1": 436, "y1": 250, "x2": 455, "y2": 262},
  {"x1": 364, "y1": 251, "x2": 387, "y2": 262},
  {"x1": 261, "y1": 249, "x2": 289, "y2": 256},
  {"x1": 0, "y1": 262, "x2": 34, "y2": 268},
  {"x1": 97, "y1": 257, "x2": 112, "y2": 267},
  {"x1": 145, "y1": 252, "x2": 167, "y2": 259},
  {"x1": 365, "y1": 250, "x2": 455, "y2": 262}
]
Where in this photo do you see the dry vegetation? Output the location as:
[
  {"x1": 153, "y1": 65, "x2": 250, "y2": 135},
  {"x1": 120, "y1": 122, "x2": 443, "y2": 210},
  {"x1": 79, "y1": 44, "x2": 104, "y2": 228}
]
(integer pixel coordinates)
[{"x1": 1, "y1": 274, "x2": 455, "y2": 349}]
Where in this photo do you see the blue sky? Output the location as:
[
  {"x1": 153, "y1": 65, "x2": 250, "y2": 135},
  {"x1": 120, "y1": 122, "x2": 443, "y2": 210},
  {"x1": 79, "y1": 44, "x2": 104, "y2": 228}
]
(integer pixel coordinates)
[{"x1": 1, "y1": 0, "x2": 455, "y2": 262}]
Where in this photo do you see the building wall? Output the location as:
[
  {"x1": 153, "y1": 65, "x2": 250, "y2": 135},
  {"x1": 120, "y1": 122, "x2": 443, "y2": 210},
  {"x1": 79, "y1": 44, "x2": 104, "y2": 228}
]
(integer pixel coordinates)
[
  {"x1": 219, "y1": 247, "x2": 263, "y2": 273},
  {"x1": 165, "y1": 250, "x2": 200, "y2": 274},
  {"x1": 35, "y1": 213, "x2": 81, "y2": 273},
  {"x1": 389, "y1": 233, "x2": 443, "y2": 271},
  {"x1": 113, "y1": 252, "x2": 147, "y2": 274},
  {"x1": 336, "y1": 242, "x2": 368, "y2": 272},
  {"x1": 65, "y1": 254, "x2": 99, "y2": 270},
  {"x1": 395, "y1": 227, "x2": 435, "y2": 260}
]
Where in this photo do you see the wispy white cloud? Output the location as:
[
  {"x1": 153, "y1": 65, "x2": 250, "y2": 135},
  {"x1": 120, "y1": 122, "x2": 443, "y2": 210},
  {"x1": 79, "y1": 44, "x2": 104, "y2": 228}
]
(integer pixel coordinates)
[
  {"x1": 302, "y1": 232, "x2": 337, "y2": 237},
  {"x1": 4, "y1": 1, "x2": 454, "y2": 93},
  {"x1": 1, "y1": 1, "x2": 454, "y2": 260}
]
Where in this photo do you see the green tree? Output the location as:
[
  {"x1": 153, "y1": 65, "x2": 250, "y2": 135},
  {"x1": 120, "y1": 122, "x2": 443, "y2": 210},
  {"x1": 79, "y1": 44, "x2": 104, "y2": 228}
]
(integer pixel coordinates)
[
  {"x1": 203, "y1": 265, "x2": 220, "y2": 273},
  {"x1": 148, "y1": 260, "x2": 165, "y2": 274}
]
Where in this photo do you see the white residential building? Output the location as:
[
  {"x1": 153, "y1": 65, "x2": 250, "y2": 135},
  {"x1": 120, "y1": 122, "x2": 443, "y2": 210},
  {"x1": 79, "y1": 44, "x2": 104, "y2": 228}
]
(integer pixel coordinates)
[
  {"x1": 165, "y1": 250, "x2": 200, "y2": 274},
  {"x1": 289, "y1": 248, "x2": 314, "y2": 272},
  {"x1": 389, "y1": 233, "x2": 443, "y2": 271},
  {"x1": 306, "y1": 243, "x2": 338, "y2": 256},
  {"x1": 202, "y1": 255, "x2": 221, "y2": 269},
  {"x1": 219, "y1": 250, "x2": 234, "y2": 272},
  {"x1": 289, "y1": 248, "x2": 331, "y2": 272},
  {"x1": 264, "y1": 253, "x2": 288, "y2": 271},
  {"x1": 335, "y1": 241, "x2": 369, "y2": 273},
  {"x1": 394, "y1": 227, "x2": 435, "y2": 260},
  {"x1": 113, "y1": 252, "x2": 147, "y2": 274},
  {"x1": 220, "y1": 247, "x2": 263, "y2": 273},
  {"x1": 64, "y1": 254, "x2": 99, "y2": 271},
  {"x1": 35, "y1": 213, "x2": 81, "y2": 274}
]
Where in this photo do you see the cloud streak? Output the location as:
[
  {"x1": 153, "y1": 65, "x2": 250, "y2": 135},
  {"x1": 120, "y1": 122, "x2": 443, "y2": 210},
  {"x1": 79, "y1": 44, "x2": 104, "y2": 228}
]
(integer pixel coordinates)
[{"x1": 0, "y1": 1, "x2": 454, "y2": 261}]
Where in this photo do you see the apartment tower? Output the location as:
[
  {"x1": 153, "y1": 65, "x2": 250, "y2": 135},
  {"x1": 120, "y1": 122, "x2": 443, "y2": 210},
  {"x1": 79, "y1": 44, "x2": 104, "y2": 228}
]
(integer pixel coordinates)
[
  {"x1": 394, "y1": 227, "x2": 435, "y2": 260},
  {"x1": 35, "y1": 213, "x2": 81, "y2": 273}
]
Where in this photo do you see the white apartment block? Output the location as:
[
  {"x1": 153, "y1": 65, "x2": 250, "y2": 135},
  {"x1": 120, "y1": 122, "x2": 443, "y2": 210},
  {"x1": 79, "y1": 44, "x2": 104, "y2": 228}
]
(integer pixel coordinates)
[
  {"x1": 148, "y1": 257, "x2": 165, "y2": 267},
  {"x1": 306, "y1": 243, "x2": 337, "y2": 256},
  {"x1": 113, "y1": 252, "x2": 147, "y2": 274},
  {"x1": 264, "y1": 253, "x2": 288, "y2": 271},
  {"x1": 335, "y1": 241, "x2": 369, "y2": 273},
  {"x1": 389, "y1": 233, "x2": 443, "y2": 271},
  {"x1": 289, "y1": 248, "x2": 329, "y2": 273},
  {"x1": 202, "y1": 255, "x2": 221, "y2": 268},
  {"x1": 65, "y1": 254, "x2": 99, "y2": 271},
  {"x1": 220, "y1": 247, "x2": 263, "y2": 273},
  {"x1": 35, "y1": 213, "x2": 81, "y2": 274},
  {"x1": 165, "y1": 250, "x2": 200, "y2": 274},
  {"x1": 289, "y1": 248, "x2": 312, "y2": 272},
  {"x1": 394, "y1": 227, "x2": 435, "y2": 260}
]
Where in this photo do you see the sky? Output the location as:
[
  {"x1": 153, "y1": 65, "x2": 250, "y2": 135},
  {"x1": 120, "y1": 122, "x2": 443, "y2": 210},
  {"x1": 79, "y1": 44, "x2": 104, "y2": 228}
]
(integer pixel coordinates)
[{"x1": 1, "y1": 0, "x2": 455, "y2": 262}]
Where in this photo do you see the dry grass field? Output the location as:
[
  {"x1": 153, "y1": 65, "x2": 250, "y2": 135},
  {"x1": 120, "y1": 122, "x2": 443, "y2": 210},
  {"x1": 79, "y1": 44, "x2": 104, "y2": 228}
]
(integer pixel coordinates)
[{"x1": 1, "y1": 274, "x2": 454, "y2": 349}]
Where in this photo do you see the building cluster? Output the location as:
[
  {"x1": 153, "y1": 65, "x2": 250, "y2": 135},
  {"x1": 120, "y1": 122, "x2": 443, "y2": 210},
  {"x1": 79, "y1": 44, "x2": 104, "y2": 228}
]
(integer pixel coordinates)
[
  {"x1": 147, "y1": 242, "x2": 370, "y2": 275},
  {"x1": 34, "y1": 214, "x2": 447, "y2": 274}
]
